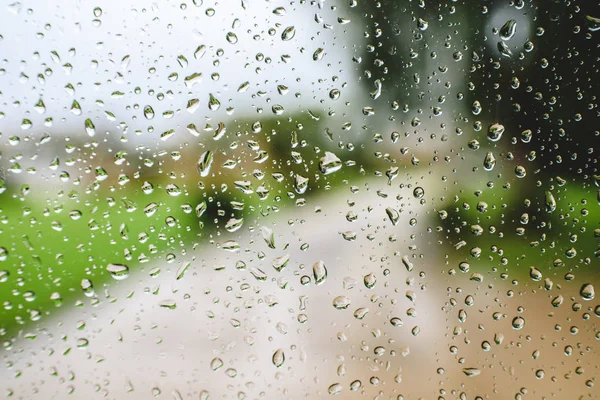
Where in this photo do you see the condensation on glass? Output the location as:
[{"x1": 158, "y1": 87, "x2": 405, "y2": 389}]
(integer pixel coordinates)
[{"x1": 0, "y1": 1, "x2": 598, "y2": 399}]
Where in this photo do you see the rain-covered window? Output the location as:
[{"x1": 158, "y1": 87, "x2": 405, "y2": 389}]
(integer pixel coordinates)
[{"x1": 1, "y1": 0, "x2": 599, "y2": 398}]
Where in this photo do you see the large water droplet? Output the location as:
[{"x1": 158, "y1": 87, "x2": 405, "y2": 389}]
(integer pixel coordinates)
[
  {"x1": 497, "y1": 41, "x2": 512, "y2": 58},
  {"x1": 483, "y1": 152, "x2": 496, "y2": 171},
  {"x1": 294, "y1": 174, "x2": 309, "y2": 194},
  {"x1": 81, "y1": 279, "x2": 94, "y2": 297},
  {"x1": 210, "y1": 357, "x2": 224, "y2": 371},
  {"x1": 544, "y1": 191, "x2": 557, "y2": 213},
  {"x1": 84, "y1": 118, "x2": 96, "y2": 137},
  {"x1": 197, "y1": 150, "x2": 214, "y2": 177},
  {"x1": 318, "y1": 152, "x2": 342, "y2": 175},
  {"x1": 208, "y1": 93, "x2": 221, "y2": 111},
  {"x1": 281, "y1": 26, "x2": 296, "y2": 41},
  {"x1": 272, "y1": 349, "x2": 285, "y2": 367},
  {"x1": 225, "y1": 217, "x2": 244, "y2": 232},
  {"x1": 512, "y1": 316, "x2": 525, "y2": 330},
  {"x1": 487, "y1": 123, "x2": 505, "y2": 141},
  {"x1": 529, "y1": 266, "x2": 542, "y2": 281},
  {"x1": 385, "y1": 207, "x2": 399, "y2": 225},
  {"x1": 328, "y1": 383, "x2": 343, "y2": 395},
  {"x1": 143, "y1": 105, "x2": 155, "y2": 120},
  {"x1": 333, "y1": 296, "x2": 351, "y2": 309},
  {"x1": 500, "y1": 19, "x2": 517, "y2": 40},
  {"x1": 106, "y1": 263, "x2": 130, "y2": 280},
  {"x1": 313, "y1": 260, "x2": 327, "y2": 285},
  {"x1": 462, "y1": 368, "x2": 481, "y2": 377},
  {"x1": 580, "y1": 283, "x2": 595, "y2": 300}
]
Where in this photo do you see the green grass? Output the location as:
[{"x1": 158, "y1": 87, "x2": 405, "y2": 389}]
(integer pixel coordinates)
[
  {"x1": 0, "y1": 186, "x2": 203, "y2": 340},
  {"x1": 441, "y1": 179, "x2": 600, "y2": 280}
]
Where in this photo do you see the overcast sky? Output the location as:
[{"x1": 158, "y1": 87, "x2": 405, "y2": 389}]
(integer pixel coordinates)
[{"x1": 0, "y1": 0, "x2": 363, "y2": 147}]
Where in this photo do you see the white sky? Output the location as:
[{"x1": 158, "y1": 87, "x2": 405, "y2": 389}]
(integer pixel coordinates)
[{"x1": 0, "y1": 0, "x2": 363, "y2": 147}]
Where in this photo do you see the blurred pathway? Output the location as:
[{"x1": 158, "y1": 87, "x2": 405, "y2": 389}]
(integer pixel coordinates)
[{"x1": 1, "y1": 169, "x2": 598, "y2": 399}]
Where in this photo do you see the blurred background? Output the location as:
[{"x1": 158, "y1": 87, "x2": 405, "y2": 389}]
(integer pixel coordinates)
[{"x1": 0, "y1": 0, "x2": 598, "y2": 398}]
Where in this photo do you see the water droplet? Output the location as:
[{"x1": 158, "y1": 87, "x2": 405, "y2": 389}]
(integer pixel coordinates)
[
  {"x1": 527, "y1": 266, "x2": 542, "y2": 281},
  {"x1": 333, "y1": 296, "x2": 351, "y2": 310},
  {"x1": 313, "y1": 260, "x2": 327, "y2": 285},
  {"x1": 0, "y1": 248, "x2": 8, "y2": 261},
  {"x1": 208, "y1": 93, "x2": 221, "y2": 111},
  {"x1": 272, "y1": 349, "x2": 285, "y2": 367},
  {"x1": 402, "y1": 255, "x2": 414, "y2": 272},
  {"x1": 81, "y1": 279, "x2": 94, "y2": 297},
  {"x1": 483, "y1": 152, "x2": 496, "y2": 171},
  {"x1": 487, "y1": 123, "x2": 505, "y2": 141},
  {"x1": 370, "y1": 79, "x2": 382, "y2": 100},
  {"x1": 83, "y1": 118, "x2": 95, "y2": 136},
  {"x1": 313, "y1": 47, "x2": 324, "y2": 61},
  {"x1": 70, "y1": 100, "x2": 82, "y2": 115},
  {"x1": 512, "y1": 316, "x2": 525, "y2": 330},
  {"x1": 226, "y1": 32, "x2": 238, "y2": 44},
  {"x1": 500, "y1": 20, "x2": 517, "y2": 40},
  {"x1": 294, "y1": 174, "x2": 309, "y2": 194},
  {"x1": 272, "y1": 254, "x2": 290, "y2": 272},
  {"x1": 580, "y1": 283, "x2": 595, "y2": 300},
  {"x1": 328, "y1": 383, "x2": 343, "y2": 395},
  {"x1": 586, "y1": 15, "x2": 600, "y2": 32},
  {"x1": 225, "y1": 217, "x2": 244, "y2": 232},
  {"x1": 210, "y1": 357, "x2": 224, "y2": 371},
  {"x1": 462, "y1": 368, "x2": 481, "y2": 377},
  {"x1": 544, "y1": 191, "x2": 556, "y2": 213},
  {"x1": 497, "y1": 41, "x2": 512, "y2": 58},
  {"x1": 551, "y1": 295, "x2": 563, "y2": 308},
  {"x1": 318, "y1": 152, "x2": 342, "y2": 175},
  {"x1": 106, "y1": 263, "x2": 130, "y2": 280},
  {"x1": 364, "y1": 273, "x2": 376, "y2": 289},
  {"x1": 413, "y1": 187, "x2": 424, "y2": 199},
  {"x1": 159, "y1": 300, "x2": 177, "y2": 309},
  {"x1": 197, "y1": 150, "x2": 214, "y2": 177},
  {"x1": 385, "y1": 207, "x2": 400, "y2": 225},
  {"x1": 143, "y1": 105, "x2": 155, "y2": 120},
  {"x1": 261, "y1": 226, "x2": 276, "y2": 249},
  {"x1": 281, "y1": 26, "x2": 296, "y2": 41}
]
